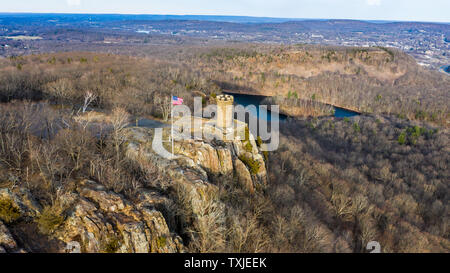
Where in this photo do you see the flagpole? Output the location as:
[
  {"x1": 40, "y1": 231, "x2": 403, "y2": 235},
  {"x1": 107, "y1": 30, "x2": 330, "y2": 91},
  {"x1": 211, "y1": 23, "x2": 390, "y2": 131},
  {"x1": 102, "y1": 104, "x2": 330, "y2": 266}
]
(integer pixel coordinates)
[{"x1": 171, "y1": 95, "x2": 174, "y2": 157}]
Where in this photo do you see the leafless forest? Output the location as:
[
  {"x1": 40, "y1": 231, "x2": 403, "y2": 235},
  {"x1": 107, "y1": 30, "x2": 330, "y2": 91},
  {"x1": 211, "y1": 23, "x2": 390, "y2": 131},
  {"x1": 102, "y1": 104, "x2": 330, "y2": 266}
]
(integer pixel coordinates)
[{"x1": 0, "y1": 39, "x2": 448, "y2": 252}]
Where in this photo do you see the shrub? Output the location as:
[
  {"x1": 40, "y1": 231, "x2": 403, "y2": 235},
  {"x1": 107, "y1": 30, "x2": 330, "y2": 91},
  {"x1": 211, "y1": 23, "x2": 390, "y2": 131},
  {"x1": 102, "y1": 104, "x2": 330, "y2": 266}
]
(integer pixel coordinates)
[
  {"x1": 48, "y1": 57, "x2": 56, "y2": 64},
  {"x1": 397, "y1": 126, "x2": 431, "y2": 145},
  {"x1": 415, "y1": 110, "x2": 427, "y2": 120},
  {"x1": 36, "y1": 206, "x2": 65, "y2": 235},
  {"x1": 353, "y1": 123, "x2": 361, "y2": 133},
  {"x1": 239, "y1": 155, "x2": 261, "y2": 175},
  {"x1": 243, "y1": 126, "x2": 250, "y2": 141},
  {"x1": 102, "y1": 235, "x2": 121, "y2": 253},
  {"x1": 398, "y1": 131, "x2": 407, "y2": 145},
  {"x1": 397, "y1": 113, "x2": 406, "y2": 119},
  {"x1": 256, "y1": 136, "x2": 263, "y2": 147},
  {"x1": 244, "y1": 141, "x2": 253, "y2": 153},
  {"x1": 407, "y1": 126, "x2": 426, "y2": 138},
  {"x1": 0, "y1": 199, "x2": 21, "y2": 224},
  {"x1": 157, "y1": 236, "x2": 167, "y2": 249},
  {"x1": 288, "y1": 90, "x2": 298, "y2": 99}
]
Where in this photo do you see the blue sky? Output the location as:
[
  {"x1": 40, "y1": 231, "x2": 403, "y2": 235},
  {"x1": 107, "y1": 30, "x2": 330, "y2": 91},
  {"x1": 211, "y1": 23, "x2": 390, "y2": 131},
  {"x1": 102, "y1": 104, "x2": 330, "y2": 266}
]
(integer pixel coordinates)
[{"x1": 1, "y1": 0, "x2": 449, "y2": 22}]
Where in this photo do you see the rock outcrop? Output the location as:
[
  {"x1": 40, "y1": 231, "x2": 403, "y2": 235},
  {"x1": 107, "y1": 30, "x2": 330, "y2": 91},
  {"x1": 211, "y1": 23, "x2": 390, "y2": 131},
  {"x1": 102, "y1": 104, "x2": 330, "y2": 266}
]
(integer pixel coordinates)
[
  {"x1": 0, "y1": 180, "x2": 184, "y2": 253},
  {"x1": 124, "y1": 118, "x2": 267, "y2": 194},
  {"x1": 122, "y1": 120, "x2": 268, "y2": 250},
  {"x1": 233, "y1": 159, "x2": 255, "y2": 193},
  {"x1": 57, "y1": 180, "x2": 183, "y2": 253}
]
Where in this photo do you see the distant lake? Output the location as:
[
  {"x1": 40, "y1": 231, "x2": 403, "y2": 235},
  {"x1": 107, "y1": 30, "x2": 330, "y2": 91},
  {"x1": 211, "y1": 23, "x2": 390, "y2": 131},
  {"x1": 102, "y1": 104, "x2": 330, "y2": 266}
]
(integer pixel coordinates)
[
  {"x1": 227, "y1": 93, "x2": 360, "y2": 121},
  {"x1": 442, "y1": 65, "x2": 450, "y2": 74},
  {"x1": 227, "y1": 93, "x2": 287, "y2": 122},
  {"x1": 334, "y1": 106, "x2": 360, "y2": 118}
]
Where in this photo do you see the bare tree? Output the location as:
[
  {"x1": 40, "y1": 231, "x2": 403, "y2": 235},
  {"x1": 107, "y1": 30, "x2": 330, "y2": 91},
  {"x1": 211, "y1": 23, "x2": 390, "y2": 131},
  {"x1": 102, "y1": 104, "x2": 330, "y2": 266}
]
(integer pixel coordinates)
[
  {"x1": 45, "y1": 78, "x2": 73, "y2": 102},
  {"x1": 331, "y1": 192, "x2": 353, "y2": 222},
  {"x1": 80, "y1": 91, "x2": 97, "y2": 114},
  {"x1": 154, "y1": 95, "x2": 171, "y2": 121},
  {"x1": 110, "y1": 107, "x2": 130, "y2": 165}
]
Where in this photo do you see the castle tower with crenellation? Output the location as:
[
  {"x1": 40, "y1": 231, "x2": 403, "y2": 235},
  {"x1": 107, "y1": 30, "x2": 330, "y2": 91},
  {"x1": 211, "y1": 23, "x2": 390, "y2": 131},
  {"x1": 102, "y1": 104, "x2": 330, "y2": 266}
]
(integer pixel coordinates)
[{"x1": 216, "y1": 94, "x2": 234, "y2": 132}]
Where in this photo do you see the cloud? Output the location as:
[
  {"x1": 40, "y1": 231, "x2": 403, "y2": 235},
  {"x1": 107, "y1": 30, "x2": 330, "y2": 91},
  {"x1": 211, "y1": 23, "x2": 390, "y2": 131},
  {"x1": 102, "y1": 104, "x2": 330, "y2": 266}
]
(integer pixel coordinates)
[
  {"x1": 66, "y1": 0, "x2": 81, "y2": 7},
  {"x1": 366, "y1": 0, "x2": 381, "y2": 6}
]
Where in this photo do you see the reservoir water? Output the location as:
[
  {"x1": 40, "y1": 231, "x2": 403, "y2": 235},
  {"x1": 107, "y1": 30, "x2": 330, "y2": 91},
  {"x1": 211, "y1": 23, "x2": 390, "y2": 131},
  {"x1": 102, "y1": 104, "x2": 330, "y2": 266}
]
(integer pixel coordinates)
[
  {"x1": 334, "y1": 107, "x2": 360, "y2": 118},
  {"x1": 227, "y1": 93, "x2": 288, "y2": 122},
  {"x1": 227, "y1": 93, "x2": 360, "y2": 121},
  {"x1": 441, "y1": 65, "x2": 450, "y2": 74}
]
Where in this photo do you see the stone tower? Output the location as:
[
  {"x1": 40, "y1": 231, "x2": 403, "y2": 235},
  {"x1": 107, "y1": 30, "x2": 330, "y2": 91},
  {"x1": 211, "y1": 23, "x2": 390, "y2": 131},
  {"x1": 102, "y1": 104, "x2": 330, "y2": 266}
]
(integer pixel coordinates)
[{"x1": 216, "y1": 94, "x2": 234, "y2": 131}]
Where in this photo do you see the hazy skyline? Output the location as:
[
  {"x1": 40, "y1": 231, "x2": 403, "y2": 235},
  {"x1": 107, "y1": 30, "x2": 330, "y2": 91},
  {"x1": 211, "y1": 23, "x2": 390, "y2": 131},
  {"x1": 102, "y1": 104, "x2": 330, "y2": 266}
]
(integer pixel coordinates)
[{"x1": 0, "y1": 0, "x2": 449, "y2": 23}]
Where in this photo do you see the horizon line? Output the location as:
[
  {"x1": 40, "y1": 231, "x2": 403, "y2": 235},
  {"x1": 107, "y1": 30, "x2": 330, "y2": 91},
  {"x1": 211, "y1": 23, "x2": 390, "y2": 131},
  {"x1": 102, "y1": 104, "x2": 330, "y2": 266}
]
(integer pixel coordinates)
[{"x1": 0, "y1": 12, "x2": 448, "y2": 24}]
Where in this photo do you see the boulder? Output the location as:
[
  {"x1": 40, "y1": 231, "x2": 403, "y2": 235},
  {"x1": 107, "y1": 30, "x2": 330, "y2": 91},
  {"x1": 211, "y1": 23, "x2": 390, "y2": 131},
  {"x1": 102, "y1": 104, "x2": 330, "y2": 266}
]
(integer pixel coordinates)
[
  {"x1": 176, "y1": 141, "x2": 222, "y2": 175},
  {"x1": 234, "y1": 159, "x2": 255, "y2": 194}
]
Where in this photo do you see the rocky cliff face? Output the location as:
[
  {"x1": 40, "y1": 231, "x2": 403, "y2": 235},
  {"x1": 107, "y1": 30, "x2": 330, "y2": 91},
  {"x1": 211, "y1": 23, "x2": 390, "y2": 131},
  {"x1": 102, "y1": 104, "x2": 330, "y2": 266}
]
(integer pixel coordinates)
[
  {"x1": 0, "y1": 122, "x2": 267, "y2": 253},
  {"x1": 0, "y1": 181, "x2": 184, "y2": 253}
]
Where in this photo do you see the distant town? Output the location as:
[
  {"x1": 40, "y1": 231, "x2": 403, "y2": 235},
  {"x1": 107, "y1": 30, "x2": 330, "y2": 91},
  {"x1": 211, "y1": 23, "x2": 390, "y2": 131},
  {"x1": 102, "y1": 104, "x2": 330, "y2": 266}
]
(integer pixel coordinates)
[{"x1": 0, "y1": 14, "x2": 448, "y2": 69}]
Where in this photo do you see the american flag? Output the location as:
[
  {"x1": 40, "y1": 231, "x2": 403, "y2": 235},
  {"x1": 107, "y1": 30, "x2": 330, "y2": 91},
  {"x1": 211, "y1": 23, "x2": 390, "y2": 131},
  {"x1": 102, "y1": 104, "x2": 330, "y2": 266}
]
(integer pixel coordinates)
[{"x1": 172, "y1": 96, "x2": 184, "y2": 105}]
